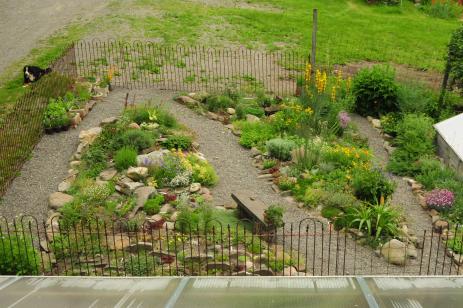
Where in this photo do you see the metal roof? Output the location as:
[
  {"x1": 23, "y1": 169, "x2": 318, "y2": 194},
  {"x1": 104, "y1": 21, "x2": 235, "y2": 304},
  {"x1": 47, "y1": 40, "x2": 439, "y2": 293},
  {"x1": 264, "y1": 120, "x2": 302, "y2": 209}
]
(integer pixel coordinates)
[
  {"x1": 434, "y1": 113, "x2": 463, "y2": 161},
  {"x1": 2, "y1": 276, "x2": 463, "y2": 307}
]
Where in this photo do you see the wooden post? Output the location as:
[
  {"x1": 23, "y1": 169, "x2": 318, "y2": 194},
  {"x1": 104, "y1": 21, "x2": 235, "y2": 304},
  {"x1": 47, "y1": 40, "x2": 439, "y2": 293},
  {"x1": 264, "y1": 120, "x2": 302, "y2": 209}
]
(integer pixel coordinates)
[{"x1": 311, "y1": 8, "x2": 318, "y2": 71}]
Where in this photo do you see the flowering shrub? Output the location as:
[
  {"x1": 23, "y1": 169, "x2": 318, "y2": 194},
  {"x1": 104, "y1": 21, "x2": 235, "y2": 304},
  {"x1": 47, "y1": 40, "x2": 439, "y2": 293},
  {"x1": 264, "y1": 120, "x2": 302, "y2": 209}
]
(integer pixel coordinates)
[
  {"x1": 426, "y1": 189, "x2": 455, "y2": 211},
  {"x1": 271, "y1": 99, "x2": 313, "y2": 133},
  {"x1": 338, "y1": 111, "x2": 351, "y2": 129}
]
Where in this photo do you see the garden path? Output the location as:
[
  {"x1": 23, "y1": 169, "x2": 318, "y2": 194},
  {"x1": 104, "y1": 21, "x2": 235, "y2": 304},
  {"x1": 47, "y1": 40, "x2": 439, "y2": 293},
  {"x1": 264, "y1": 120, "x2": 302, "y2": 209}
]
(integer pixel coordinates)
[{"x1": 350, "y1": 114, "x2": 432, "y2": 234}]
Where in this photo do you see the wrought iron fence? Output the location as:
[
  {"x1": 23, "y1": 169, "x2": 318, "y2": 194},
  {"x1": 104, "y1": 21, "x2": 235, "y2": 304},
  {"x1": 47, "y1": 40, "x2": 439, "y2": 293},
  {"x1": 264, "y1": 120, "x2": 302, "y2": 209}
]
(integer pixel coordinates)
[{"x1": 0, "y1": 215, "x2": 461, "y2": 277}]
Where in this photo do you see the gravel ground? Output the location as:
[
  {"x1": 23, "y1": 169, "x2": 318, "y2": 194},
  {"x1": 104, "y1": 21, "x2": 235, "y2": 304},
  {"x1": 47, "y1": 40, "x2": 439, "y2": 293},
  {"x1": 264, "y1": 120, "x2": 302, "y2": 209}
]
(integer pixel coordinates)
[
  {"x1": 0, "y1": 0, "x2": 107, "y2": 75},
  {"x1": 350, "y1": 114, "x2": 432, "y2": 235}
]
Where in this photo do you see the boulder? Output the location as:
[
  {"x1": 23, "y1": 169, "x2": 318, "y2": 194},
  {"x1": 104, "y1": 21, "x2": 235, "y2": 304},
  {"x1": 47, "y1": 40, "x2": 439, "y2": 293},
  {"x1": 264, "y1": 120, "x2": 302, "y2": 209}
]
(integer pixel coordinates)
[
  {"x1": 100, "y1": 117, "x2": 118, "y2": 126},
  {"x1": 79, "y1": 127, "x2": 102, "y2": 145},
  {"x1": 48, "y1": 192, "x2": 74, "y2": 210},
  {"x1": 224, "y1": 203, "x2": 238, "y2": 210},
  {"x1": 117, "y1": 181, "x2": 144, "y2": 195},
  {"x1": 371, "y1": 119, "x2": 381, "y2": 129},
  {"x1": 264, "y1": 105, "x2": 281, "y2": 115},
  {"x1": 70, "y1": 113, "x2": 82, "y2": 128},
  {"x1": 159, "y1": 204, "x2": 174, "y2": 215},
  {"x1": 207, "y1": 112, "x2": 219, "y2": 121},
  {"x1": 146, "y1": 214, "x2": 165, "y2": 229},
  {"x1": 246, "y1": 114, "x2": 260, "y2": 122},
  {"x1": 189, "y1": 183, "x2": 201, "y2": 193},
  {"x1": 176, "y1": 96, "x2": 199, "y2": 106},
  {"x1": 69, "y1": 161, "x2": 81, "y2": 169},
  {"x1": 381, "y1": 239, "x2": 407, "y2": 266},
  {"x1": 433, "y1": 219, "x2": 449, "y2": 233},
  {"x1": 128, "y1": 122, "x2": 141, "y2": 130},
  {"x1": 57, "y1": 180, "x2": 72, "y2": 193},
  {"x1": 126, "y1": 242, "x2": 153, "y2": 253},
  {"x1": 106, "y1": 234, "x2": 130, "y2": 251},
  {"x1": 250, "y1": 147, "x2": 261, "y2": 157},
  {"x1": 127, "y1": 166, "x2": 149, "y2": 181},
  {"x1": 206, "y1": 262, "x2": 231, "y2": 272},
  {"x1": 282, "y1": 266, "x2": 299, "y2": 276},
  {"x1": 188, "y1": 92, "x2": 208, "y2": 102},
  {"x1": 99, "y1": 168, "x2": 118, "y2": 181},
  {"x1": 227, "y1": 108, "x2": 236, "y2": 115},
  {"x1": 128, "y1": 186, "x2": 157, "y2": 219},
  {"x1": 137, "y1": 150, "x2": 169, "y2": 168}
]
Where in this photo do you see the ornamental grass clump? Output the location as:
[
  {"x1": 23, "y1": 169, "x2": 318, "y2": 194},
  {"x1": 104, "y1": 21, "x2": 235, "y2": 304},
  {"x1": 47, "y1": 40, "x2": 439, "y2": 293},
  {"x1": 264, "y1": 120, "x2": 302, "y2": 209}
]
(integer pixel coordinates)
[{"x1": 426, "y1": 189, "x2": 455, "y2": 212}]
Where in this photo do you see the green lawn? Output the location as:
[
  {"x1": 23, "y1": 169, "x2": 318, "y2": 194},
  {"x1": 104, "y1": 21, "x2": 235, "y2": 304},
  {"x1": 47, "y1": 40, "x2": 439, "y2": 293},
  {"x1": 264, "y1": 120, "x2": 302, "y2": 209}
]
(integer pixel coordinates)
[{"x1": 0, "y1": 0, "x2": 460, "y2": 112}]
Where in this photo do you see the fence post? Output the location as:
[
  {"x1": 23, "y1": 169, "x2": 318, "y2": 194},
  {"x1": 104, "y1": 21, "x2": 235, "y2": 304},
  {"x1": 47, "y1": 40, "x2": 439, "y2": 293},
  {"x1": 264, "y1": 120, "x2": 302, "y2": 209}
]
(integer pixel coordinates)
[{"x1": 311, "y1": 8, "x2": 318, "y2": 71}]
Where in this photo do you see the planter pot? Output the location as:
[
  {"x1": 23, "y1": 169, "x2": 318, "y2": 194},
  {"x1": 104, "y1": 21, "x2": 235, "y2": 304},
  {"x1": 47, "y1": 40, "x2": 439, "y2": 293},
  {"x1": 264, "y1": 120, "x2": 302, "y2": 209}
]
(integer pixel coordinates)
[
  {"x1": 108, "y1": 83, "x2": 113, "y2": 91},
  {"x1": 62, "y1": 124, "x2": 71, "y2": 131},
  {"x1": 295, "y1": 85, "x2": 302, "y2": 97},
  {"x1": 52, "y1": 127, "x2": 61, "y2": 133}
]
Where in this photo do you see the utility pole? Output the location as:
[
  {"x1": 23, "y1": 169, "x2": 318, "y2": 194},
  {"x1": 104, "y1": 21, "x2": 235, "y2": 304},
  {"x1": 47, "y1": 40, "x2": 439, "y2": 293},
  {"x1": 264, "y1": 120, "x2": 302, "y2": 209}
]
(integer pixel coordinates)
[{"x1": 311, "y1": 9, "x2": 318, "y2": 71}]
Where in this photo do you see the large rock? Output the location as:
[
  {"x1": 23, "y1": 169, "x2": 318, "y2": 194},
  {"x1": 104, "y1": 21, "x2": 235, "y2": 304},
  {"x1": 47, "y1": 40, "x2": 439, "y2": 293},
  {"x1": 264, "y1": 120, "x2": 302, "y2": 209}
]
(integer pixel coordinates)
[
  {"x1": 137, "y1": 150, "x2": 169, "y2": 168},
  {"x1": 57, "y1": 180, "x2": 72, "y2": 193},
  {"x1": 371, "y1": 119, "x2": 381, "y2": 129},
  {"x1": 100, "y1": 117, "x2": 118, "y2": 126},
  {"x1": 116, "y1": 181, "x2": 144, "y2": 195},
  {"x1": 227, "y1": 108, "x2": 236, "y2": 115},
  {"x1": 128, "y1": 186, "x2": 157, "y2": 219},
  {"x1": 246, "y1": 114, "x2": 260, "y2": 122},
  {"x1": 176, "y1": 96, "x2": 200, "y2": 107},
  {"x1": 48, "y1": 192, "x2": 74, "y2": 210},
  {"x1": 189, "y1": 183, "x2": 201, "y2": 193},
  {"x1": 381, "y1": 239, "x2": 407, "y2": 266},
  {"x1": 127, "y1": 167, "x2": 149, "y2": 181},
  {"x1": 99, "y1": 168, "x2": 118, "y2": 181},
  {"x1": 79, "y1": 127, "x2": 102, "y2": 145}
]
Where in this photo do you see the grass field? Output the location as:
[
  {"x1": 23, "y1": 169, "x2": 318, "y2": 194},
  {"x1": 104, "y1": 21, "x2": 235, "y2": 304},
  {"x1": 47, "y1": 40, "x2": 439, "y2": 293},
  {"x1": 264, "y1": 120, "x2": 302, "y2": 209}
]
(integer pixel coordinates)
[{"x1": 0, "y1": 0, "x2": 460, "y2": 112}]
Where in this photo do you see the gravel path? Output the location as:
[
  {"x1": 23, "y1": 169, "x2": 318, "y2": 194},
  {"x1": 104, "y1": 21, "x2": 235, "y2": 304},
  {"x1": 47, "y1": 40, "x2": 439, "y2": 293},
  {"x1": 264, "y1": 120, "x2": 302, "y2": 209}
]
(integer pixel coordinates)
[{"x1": 350, "y1": 114, "x2": 432, "y2": 234}]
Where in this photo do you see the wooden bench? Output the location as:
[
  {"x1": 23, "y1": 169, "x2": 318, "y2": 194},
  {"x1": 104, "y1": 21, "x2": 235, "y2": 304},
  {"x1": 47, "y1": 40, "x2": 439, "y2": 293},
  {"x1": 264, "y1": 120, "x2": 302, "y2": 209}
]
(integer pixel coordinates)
[{"x1": 231, "y1": 192, "x2": 268, "y2": 230}]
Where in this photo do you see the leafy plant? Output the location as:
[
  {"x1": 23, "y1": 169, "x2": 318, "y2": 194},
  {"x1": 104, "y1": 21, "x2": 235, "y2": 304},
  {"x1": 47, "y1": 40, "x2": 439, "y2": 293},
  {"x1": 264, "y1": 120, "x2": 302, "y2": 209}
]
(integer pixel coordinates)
[
  {"x1": 264, "y1": 204, "x2": 285, "y2": 228},
  {"x1": 352, "y1": 168, "x2": 395, "y2": 203},
  {"x1": 144, "y1": 195, "x2": 165, "y2": 215},
  {"x1": 162, "y1": 135, "x2": 192, "y2": 150},
  {"x1": 81, "y1": 144, "x2": 108, "y2": 178},
  {"x1": 388, "y1": 114, "x2": 436, "y2": 176},
  {"x1": 205, "y1": 95, "x2": 235, "y2": 112},
  {"x1": 187, "y1": 154, "x2": 218, "y2": 186},
  {"x1": 0, "y1": 232, "x2": 40, "y2": 275},
  {"x1": 352, "y1": 65, "x2": 399, "y2": 117},
  {"x1": 121, "y1": 130, "x2": 155, "y2": 152},
  {"x1": 266, "y1": 138, "x2": 297, "y2": 161},
  {"x1": 237, "y1": 121, "x2": 276, "y2": 149},
  {"x1": 123, "y1": 252, "x2": 158, "y2": 276},
  {"x1": 263, "y1": 159, "x2": 277, "y2": 169},
  {"x1": 114, "y1": 147, "x2": 137, "y2": 171}
]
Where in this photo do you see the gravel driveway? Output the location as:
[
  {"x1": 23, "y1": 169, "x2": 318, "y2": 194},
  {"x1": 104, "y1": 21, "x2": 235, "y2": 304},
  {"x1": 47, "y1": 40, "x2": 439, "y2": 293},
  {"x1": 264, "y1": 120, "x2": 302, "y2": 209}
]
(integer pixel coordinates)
[{"x1": 0, "y1": 0, "x2": 107, "y2": 75}]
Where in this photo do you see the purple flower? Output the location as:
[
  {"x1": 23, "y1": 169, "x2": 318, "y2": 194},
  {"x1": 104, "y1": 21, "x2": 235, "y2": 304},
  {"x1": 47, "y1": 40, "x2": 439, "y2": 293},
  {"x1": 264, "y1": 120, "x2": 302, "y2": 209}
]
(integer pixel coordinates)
[
  {"x1": 143, "y1": 157, "x2": 152, "y2": 166},
  {"x1": 338, "y1": 111, "x2": 351, "y2": 129},
  {"x1": 426, "y1": 189, "x2": 455, "y2": 212}
]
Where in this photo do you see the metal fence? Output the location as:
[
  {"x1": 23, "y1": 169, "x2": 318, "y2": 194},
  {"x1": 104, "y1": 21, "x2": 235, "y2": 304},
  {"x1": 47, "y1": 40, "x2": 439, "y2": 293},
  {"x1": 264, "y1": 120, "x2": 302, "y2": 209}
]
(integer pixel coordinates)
[
  {"x1": 74, "y1": 40, "x2": 307, "y2": 95},
  {"x1": 1, "y1": 215, "x2": 461, "y2": 277}
]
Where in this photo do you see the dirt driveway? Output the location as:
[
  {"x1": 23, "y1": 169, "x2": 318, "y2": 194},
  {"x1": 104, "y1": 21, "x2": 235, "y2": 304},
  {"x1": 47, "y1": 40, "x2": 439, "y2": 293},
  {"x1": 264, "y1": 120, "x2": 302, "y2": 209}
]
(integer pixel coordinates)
[{"x1": 0, "y1": 0, "x2": 107, "y2": 75}]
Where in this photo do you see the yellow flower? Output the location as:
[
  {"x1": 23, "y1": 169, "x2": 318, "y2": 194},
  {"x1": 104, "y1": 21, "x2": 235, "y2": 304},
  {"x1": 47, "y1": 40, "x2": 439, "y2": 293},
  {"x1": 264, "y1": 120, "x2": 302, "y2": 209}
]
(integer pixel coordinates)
[
  {"x1": 346, "y1": 76, "x2": 352, "y2": 93},
  {"x1": 331, "y1": 86, "x2": 337, "y2": 102},
  {"x1": 315, "y1": 69, "x2": 327, "y2": 94},
  {"x1": 304, "y1": 63, "x2": 312, "y2": 83}
]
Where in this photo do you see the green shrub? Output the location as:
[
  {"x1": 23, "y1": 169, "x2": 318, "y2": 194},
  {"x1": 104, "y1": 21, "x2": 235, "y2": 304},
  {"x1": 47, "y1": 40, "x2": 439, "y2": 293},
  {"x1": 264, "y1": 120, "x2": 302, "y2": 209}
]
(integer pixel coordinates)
[
  {"x1": 121, "y1": 130, "x2": 155, "y2": 152},
  {"x1": 236, "y1": 103, "x2": 265, "y2": 119},
  {"x1": 149, "y1": 154, "x2": 185, "y2": 187},
  {"x1": 388, "y1": 114, "x2": 436, "y2": 176},
  {"x1": 81, "y1": 144, "x2": 108, "y2": 178},
  {"x1": 345, "y1": 202, "x2": 400, "y2": 242},
  {"x1": 379, "y1": 113, "x2": 402, "y2": 136},
  {"x1": 352, "y1": 168, "x2": 395, "y2": 203},
  {"x1": 266, "y1": 138, "x2": 297, "y2": 161},
  {"x1": 302, "y1": 188, "x2": 326, "y2": 208},
  {"x1": 187, "y1": 154, "x2": 218, "y2": 186},
  {"x1": 114, "y1": 147, "x2": 137, "y2": 171},
  {"x1": 238, "y1": 121, "x2": 276, "y2": 149},
  {"x1": 205, "y1": 95, "x2": 235, "y2": 112},
  {"x1": 416, "y1": 157, "x2": 456, "y2": 190},
  {"x1": 157, "y1": 108, "x2": 178, "y2": 128},
  {"x1": 126, "y1": 107, "x2": 150, "y2": 124},
  {"x1": 123, "y1": 252, "x2": 158, "y2": 276},
  {"x1": 144, "y1": 195, "x2": 165, "y2": 215},
  {"x1": 81, "y1": 181, "x2": 114, "y2": 205},
  {"x1": 277, "y1": 176, "x2": 296, "y2": 191},
  {"x1": 420, "y1": 1, "x2": 463, "y2": 19},
  {"x1": 397, "y1": 83, "x2": 438, "y2": 117},
  {"x1": 321, "y1": 207, "x2": 343, "y2": 220},
  {"x1": 0, "y1": 233, "x2": 40, "y2": 275},
  {"x1": 352, "y1": 66, "x2": 399, "y2": 117},
  {"x1": 263, "y1": 159, "x2": 277, "y2": 169},
  {"x1": 446, "y1": 25, "x2": 463, "y2": 93},
  {"x1": 264, "y1": 204, "x2": 285, "y2": 228},
  {"x1": 162, "y1": 135, "x2": 192, "y2": 150}
]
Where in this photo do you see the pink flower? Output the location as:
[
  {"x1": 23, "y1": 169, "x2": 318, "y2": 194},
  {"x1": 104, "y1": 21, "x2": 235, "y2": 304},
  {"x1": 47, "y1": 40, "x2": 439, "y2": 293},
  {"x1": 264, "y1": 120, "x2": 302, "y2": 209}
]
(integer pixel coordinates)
[
  {"x1": 426, "y1": 189, "x2": 455, "y2": 211},
  {"x1": 338, "y1": 111, "x2": 351, "y2": 129}
]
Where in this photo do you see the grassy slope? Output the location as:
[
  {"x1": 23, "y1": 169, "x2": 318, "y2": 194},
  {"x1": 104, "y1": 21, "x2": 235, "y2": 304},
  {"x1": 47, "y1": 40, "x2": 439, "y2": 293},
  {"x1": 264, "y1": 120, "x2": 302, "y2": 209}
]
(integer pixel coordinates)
[{"x1": 0, "y1": 0, "x2": 460, "y2": 112}]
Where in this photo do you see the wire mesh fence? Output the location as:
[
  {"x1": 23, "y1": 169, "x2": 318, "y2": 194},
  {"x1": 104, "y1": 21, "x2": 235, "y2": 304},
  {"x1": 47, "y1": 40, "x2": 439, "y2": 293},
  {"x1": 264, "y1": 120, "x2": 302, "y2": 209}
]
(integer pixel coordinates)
[
  {"x1": 74, "y1": 40, "x2": 308, "y2": 95},
  {"x1": 0, "y1": 45, "x2": 77, "y2": 196},
  {"x1": 1, "y1": 215, "x2": 461, "y2": 277}
]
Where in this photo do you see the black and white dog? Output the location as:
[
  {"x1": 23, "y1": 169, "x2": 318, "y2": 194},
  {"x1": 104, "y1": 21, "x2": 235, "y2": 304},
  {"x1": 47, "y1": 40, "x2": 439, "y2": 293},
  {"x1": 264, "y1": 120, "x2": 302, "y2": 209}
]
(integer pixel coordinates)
[{"x1": 23, "y1": 65, "x2": 52, "y2": 85}]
